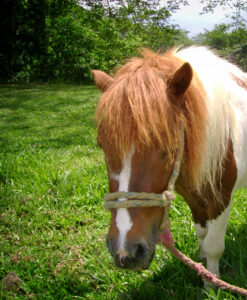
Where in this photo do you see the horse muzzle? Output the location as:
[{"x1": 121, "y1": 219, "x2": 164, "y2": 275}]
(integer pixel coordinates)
[{"x1": 106, "y1": 237, "x2": 155, "y2": 270}]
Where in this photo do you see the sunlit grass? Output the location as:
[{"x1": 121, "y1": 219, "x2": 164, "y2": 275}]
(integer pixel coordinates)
[{"x1": 0, "y1": 84, "x2": 246, "y2": 299}]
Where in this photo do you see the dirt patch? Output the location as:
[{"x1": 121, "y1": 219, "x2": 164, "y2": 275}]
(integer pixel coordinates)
[{"x1": 0, "y1": 272, "x2": 23, "y2": 292}]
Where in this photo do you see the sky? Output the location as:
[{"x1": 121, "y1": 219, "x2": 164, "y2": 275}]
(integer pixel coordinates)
[{"x1": 167, "y1": 1, "x2": 231, "y2": 37}]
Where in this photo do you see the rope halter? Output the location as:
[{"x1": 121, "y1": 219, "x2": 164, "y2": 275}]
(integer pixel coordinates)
[{"x1": 104, "y1": 122, "x2": 185, "y2": 233}]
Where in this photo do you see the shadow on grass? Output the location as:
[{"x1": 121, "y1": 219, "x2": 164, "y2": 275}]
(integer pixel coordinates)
[
  {"x1": 221, "y1": 221, "x2": 247, "y2": 289},
  {"x1": 117, "y1": 250, "x2": 203, "y2": 300},
  {"x1": 0, "y1": 84, "x2": 98, "y2": 113},
  {"x1": 0, "y1": 83, "x2": 96, "y2": 93},
  {"x1": 117, "y1": 222, "x2": 247, "y2": 300},
  {"x1": 0, "y1": 84, "x2": 99, "y2": 153}
]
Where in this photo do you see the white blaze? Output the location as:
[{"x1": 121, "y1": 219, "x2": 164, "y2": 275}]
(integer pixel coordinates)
[{"x1": 110, "y1": 146, "x2": 135, "y2": 252}]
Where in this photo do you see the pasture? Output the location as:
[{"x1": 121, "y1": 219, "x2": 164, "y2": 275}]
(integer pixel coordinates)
[{"x1": 0, "y1": 84, "x2": 246, "y2": 299}]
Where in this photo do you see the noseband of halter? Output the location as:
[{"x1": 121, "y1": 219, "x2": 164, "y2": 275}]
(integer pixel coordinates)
[{"x1": 104, "y1": 122, "x2": 185, "y2": 233}]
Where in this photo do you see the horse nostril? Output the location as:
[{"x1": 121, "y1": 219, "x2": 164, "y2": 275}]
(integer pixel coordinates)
[
  {"x1": 133, "y1": 243, "x2": 145, "y2": 261},
  {"x1": 117, "y1": 243, "x2": 146, "y2": 267},
  {"x1": 120, "y1": 255, "x2": 128, "y2": 266}
]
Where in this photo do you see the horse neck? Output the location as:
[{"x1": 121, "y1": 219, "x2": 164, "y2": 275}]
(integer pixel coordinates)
[{"x1": 175, "y1": 137, "x2": 237, "y2": 227}]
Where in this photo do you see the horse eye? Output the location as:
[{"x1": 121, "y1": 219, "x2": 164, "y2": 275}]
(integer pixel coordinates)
[
  {"x1": 161, "y1": 149, "x2": 176, "y2": 159},
  {"x1": 161, "y1": 151, "x2": 167, "y2": 159}
]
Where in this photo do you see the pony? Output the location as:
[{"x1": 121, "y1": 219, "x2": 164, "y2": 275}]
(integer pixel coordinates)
[{"x1": 92, "y1": 46, "x2": 247, "y2": 279}]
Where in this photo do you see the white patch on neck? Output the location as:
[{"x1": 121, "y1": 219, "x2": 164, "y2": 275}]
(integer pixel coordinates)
[{"x1": 111, "y1": 146, "x2": 135, "y2": 252}]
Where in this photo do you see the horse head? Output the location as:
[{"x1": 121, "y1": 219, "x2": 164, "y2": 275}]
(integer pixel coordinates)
[{"x1": 92, "y1": 49, "x2": 204, "y2": 270}]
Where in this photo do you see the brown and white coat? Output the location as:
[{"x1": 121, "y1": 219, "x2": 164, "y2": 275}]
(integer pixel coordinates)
[{"x1": 93, "y1": 46, "x2": 247, "y2": 278}]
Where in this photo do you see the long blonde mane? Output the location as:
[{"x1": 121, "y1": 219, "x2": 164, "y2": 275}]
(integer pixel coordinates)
[{"x1": 96, "y1": 47, "x2": 242, "y2": 196}]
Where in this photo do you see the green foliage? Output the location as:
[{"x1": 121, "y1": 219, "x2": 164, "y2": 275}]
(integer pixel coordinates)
[
  {"x1": 199, "y1": 0, "x2": 247, "y2": 71},
  {"x1": 0, "y1": 0, "x2": 191, "y2": 83},
  {"x1": 195, "y1": 24, "x2": 230, "y2": 50},
  {"x1": 194, "y1": 24, "x2": 247, "y2": 71},
  {"x1": 201, "y1": 0, "x2": 247, "y2": 28},
  {"x1": 3, "y1": 0, "x2": 247, "y2": 83}
]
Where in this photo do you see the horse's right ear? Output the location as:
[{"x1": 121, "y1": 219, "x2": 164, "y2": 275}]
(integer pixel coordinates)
[
  {"x1": 92, "y1": 70, "x2": 114, "y2": 92},
  {"x1": 168, "y1": 63, "x2": 193, "y2": 97}
]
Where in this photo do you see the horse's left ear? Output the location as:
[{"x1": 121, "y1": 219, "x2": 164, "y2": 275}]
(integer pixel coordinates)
[
  {"x1": 92, "y1": 70, "x2": 114, "y2": 92},
  {"x1": 168, "y1": 62, "x2": 193, "y2": 97}
]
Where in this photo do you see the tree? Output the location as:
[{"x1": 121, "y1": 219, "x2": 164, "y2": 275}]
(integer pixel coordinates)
[
  {"x1": 194, "y1": 23, "x2": 247, "y2": 71},
  {"x1": 193, "y1": 24, "x2": 230, "y2": 50},
  {"x1": 201, "y1": 0, "x2": 247, "y2": 28},
  {"x1": 0, "y1": 0, "x2": 192, "y2": 82},
  {"x1": 0, "y1": 0, "x2": 76, "y2": 82},
  {"x1": 80, "y1": 0, "x2": 191, "y2": 50},
  {"x1": 0, "y1": 0, "x2": 48, "y2": 81}
]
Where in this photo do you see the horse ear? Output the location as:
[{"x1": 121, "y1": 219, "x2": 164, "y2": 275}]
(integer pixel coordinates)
[
  {"x1": 92, "y1": 70, "x2": 114, "y2": 92},
  {"x1": 168, "y1": 63, "x2": 193, "y2": 97}
]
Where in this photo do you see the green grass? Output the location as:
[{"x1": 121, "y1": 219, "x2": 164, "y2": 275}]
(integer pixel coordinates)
[{"x1": 0, "y1": 84, "x2": 246, "y2": 299}]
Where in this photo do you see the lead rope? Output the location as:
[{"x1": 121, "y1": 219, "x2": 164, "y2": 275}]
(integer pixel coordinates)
[
  {"x1": 103, "y1": 122, "x2": 247, "y2": 296},
  {"x1": 160, "y1": 233, "x2": 247, "y2": 296}
]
